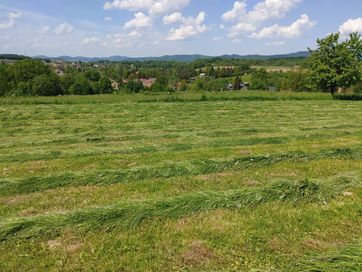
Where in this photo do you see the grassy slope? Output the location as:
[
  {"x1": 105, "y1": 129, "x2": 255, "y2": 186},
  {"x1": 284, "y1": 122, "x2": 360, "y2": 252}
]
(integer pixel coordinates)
[{"x1": 0, "y1": 91, "x2": 361, "y2": 271}]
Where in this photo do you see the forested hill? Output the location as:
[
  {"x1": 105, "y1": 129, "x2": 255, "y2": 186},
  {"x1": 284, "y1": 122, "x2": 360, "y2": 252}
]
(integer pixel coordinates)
[{"x1": 23, "y1": 51, "x2": 309, "y2": 63}]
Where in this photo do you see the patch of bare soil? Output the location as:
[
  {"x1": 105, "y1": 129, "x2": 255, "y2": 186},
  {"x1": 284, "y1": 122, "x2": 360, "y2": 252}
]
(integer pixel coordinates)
[{"x1": 181, "y1": 240, "x2": 215, "y2": 267}]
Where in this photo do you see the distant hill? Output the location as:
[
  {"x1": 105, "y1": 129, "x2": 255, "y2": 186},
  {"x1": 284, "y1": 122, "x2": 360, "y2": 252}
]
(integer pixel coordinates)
[
  {"x1": 29, "y1": 51, "x2": 310, "y2": 63},
  {"x1": 32, "y1": 54, "x2": 209, "y2": 62},
  {"x1": 0, "y1": 54, "x2": 29, "y2": 60},
  {"x1": 220, "y1": 51, "x2": 310, "y2": 60}
]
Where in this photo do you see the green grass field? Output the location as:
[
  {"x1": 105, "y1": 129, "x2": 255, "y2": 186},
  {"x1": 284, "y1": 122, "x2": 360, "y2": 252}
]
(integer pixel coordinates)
[{"x1": 0, "y1": 91, "x2": 361, "y2": 271}]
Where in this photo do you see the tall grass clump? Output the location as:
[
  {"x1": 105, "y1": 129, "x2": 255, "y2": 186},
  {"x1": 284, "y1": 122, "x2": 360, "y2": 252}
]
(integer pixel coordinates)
[
  {"x1": 333, "y1": 94, "x2": 362, "y2": 101},
  {"x1": 0, "y1": 178, "x2": 353, "y2": 242},
  {"x1": 140, "y1": 91, "x2": 332, "y2": 103},
  {"x1": 296, "y1": 241, "x2": 362, "y2": 272},
  {"x1": 1, "y1": 147, "x2": 360, "y2": 196}
]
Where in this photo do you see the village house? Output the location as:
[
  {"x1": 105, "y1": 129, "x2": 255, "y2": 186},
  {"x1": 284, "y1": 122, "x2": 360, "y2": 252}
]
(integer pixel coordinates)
[
  {"x1": 227, "y1": 82, "x2": 249, "y2": 91},
  {"x1": 139, "y1": 78, "x2": 156, "y2": 88},
  {"x1": 122, "y1": 78, "x2": 157, "y2": 88},
  {"x1": 110, "y1": 80, "x2": 119, "y2": 90}
]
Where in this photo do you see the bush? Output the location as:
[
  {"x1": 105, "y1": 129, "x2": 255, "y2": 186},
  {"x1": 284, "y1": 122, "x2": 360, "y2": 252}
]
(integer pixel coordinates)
[
  {"x1": 13, "y1": 82, "x2": 33, "y2": 96},
  {"x1": 350, "y1": 82, "x2": 362, "y2": 94},
  {"x1": 152, "y1": 76, "x2": 171, "y2": 92},
  {"x1": 85, "y1": 70, "x2": 101, "y2": 82},
  {"x1": 282, "y1": 71, "x2": 310, "y2": 92},
  {"x1": 60, "y1": 74, "x2": 77, "y2": 94},
  {"x1": 69, "y1": 75, "x2": 93, "y2": 95},
  {"x1": 125, "y1": 80, "x2": 144, "y2": 93},
  {"x1": 333, "y1": 93, "x2": 362, "y2": 101},
  {"x1": 94, "y1": 77, "x2": 113, "y2": 94},
  {"x1": 32, "y1": 73, "x2": 63, "y2": 96},
  {"x1": 11, "y1": 59, "x2": 50, "y2": 83},
  {"x1": 250, "y1": 69, "x2": 269, "y2": 90},
  {"x1": 0, "y1": 64, "x2": 11, "y2": 96}
]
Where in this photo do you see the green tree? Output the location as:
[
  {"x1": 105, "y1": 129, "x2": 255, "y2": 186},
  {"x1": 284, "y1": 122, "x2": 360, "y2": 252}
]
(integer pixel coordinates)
[
  {"x1": 85, "y1": 70, "x2": 101, "y2": 82},
  {"x1": 283, "y1": 71, "x2": 309, "y2": 92},
  {"x1": 10, "y1": 59, "x2": 50, "y2": 83},
  {"x1": 0, "y1": 64, "x2": 11, "y2": 96},
  {"x1": 13, "y1": 82, "x2": 33, "y2": 96},
  {"x1": 69, "y1": 75, "x2": 93, "y2": 95},
  {"x1": 32, "y1": 73, "x2": 63, "y2": 96},
  {"x1": 125, "y1": 80, "x2": 144, "y2": 93},
  {"x1": 308, "y1": 32, "x2": 362, "y2": 94},
  {"x1": 95, "y1": 77, "x2": 113, "y2": 94},
  {"x1": 60, "y1": 73, "x2": 77, "y2": 94},
  {"x1": 250, "y1": 69, "x2": 269, "y2": 90},
  {"x1": 178, "y1": 80, "x2": 187, "y2": 92},
  {"x1": 152, "y1": 75, "x2": 169, "y2": 92},
  {"x1": 233, "y1": 76, "x2": 241, "y2": 90}
]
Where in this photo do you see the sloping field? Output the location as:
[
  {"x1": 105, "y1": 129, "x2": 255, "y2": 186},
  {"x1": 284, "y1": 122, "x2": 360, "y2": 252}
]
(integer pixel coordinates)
[{"x1": 0, "y1": 92, "x2": 361, "y2": 271}]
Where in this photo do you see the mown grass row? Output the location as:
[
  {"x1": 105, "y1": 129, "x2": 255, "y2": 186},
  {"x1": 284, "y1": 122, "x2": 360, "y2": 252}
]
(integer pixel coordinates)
[
  {"x1": 1, "y1": 129, "x2": 358, "y2": 163},
  {"x1": 0, "y1": 178, "x2": 353, "y2": 242},
  {"x1": 2, "y1": 121, "x2": 359, "y2": 153},
  {"x1": 1, "y1": 147, "x2": 359, "y2": 196},
  {"x1": 140, "y1": 93, "x2": 332, "y2": 103},
  {"x1": 333, "y1": 93, "x2": 362, "y2": 101},
  {"x1": 296, "y1": 240, "x2": 362, "y2": 272},
  {"x1": 0, "y1": 92, "x2": 332, "y2": 105}
]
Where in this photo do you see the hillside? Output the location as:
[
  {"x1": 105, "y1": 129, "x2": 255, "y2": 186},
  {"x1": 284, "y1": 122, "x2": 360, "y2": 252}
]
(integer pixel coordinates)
[{"x1": 29, "y1": 51, "x2": 310, "y2": 62}]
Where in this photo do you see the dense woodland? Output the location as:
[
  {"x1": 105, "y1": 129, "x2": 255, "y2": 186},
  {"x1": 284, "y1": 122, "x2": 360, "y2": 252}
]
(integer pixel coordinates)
[{"x1": 0, "y1": 33, "x2": 361, "y2": 97}]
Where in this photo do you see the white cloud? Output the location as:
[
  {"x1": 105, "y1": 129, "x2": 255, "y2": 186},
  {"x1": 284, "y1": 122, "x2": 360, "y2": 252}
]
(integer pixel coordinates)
[
  {"x1": 128, "y1": 30, "x2": 141, "y2": 37},
  {"x1": 222, "y1": 1, "x2": 247, "y2": 21},
  {"x1": 105, "y1": 33, "x2": 132, "y2": 47},
  {"x1": 166, "y1": 11, "x2": 207, "y2": 41},
  {"x1": 82, "y1": 37, "x2": 100, "y2": 45},
  {"x1": 54, "y1": 22, "x2": 74, "y2": 34},
  {"x1": 339, "y1": 18, "x2": 362, "y2": 35},
  {"x1": 222, "y1": 0, "x2": 302, "y2": 23},
  {"x1": 151, "y1": 0, "x2": 190, "y2": 16},
  {"x1": 222, "y1": 0, "x2": 303, "y2": 38},
  {"x1": 104, "y1": 0, "x2": 191, "y2": 15},
  {"x1": 124, "y1": 12, "x2": 152, "y2": 29},
  {"x1": 8, "y1": 12, "x2": 22, "y2": 19},
  {"x1": 251, "y1": 14, "x2": 315, "y2": 39},
  {"x1": 266, "y1": 41, "x2": 285, "y2": 46},
  {"x1": 0, "y1": 12, "x2": 22, "y2": 30},
  {"x1": 248, "y1": 0, "x2": 302, "y2": 23},
  {"x1": 163, "y1": 12, "x2": 183, "y2": 24},
  {"x1": 0, "y1": 19, "x2": 15, "y2": 30},
  {"x1": 213, "y1": 36, "x2": 224, "y2": 41},
  {"x1": 38, "y1": 25, "x2": 50, "y2": 34},
  {"x1": 104, "y1": 16, "x2": 113, "y2": 21},
  {"x1": 229, "y1": 22, "x2": 257, "y2": 37}
]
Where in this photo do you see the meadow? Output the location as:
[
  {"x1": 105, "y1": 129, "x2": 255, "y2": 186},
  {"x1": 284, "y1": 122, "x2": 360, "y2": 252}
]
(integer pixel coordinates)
[{"x1": 0, "y1": 91, "x2": 361, "y2": 271}]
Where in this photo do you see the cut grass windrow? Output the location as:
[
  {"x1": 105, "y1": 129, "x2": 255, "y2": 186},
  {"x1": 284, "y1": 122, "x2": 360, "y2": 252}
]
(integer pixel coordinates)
[
  {"x1": 0, "y1": 129, "x2": 358, "y2": 163},
  {"x1": 0, "y1": 92, "x2": 331, "y2": 106},
  {"x1": 1, "y1": 147, "x2": 360, "y2": 196},
  {"x1": 140, "y1": 93, "x2": 332, "y2": 103},
  {"x1": 296, "y1": 240, "x2": 362, "y2": 272},
  {"x1": 0, "y1": 179, "x2": 353, "y2": 242}
]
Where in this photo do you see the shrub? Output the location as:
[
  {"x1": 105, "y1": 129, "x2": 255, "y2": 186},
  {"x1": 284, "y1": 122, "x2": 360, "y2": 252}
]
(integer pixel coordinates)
[
  {"x1": 69, "y1": 74, "x2": 93, "y2": 95},
  {"x1": 32, "y1": 73, "x2": 63, "y2": 96},
  {"x1": 94, "y1": 77, "x2": 113, "y2": 94},
  {"x1": 13, "y1": 81, "x2": 33, "y2": 96}
]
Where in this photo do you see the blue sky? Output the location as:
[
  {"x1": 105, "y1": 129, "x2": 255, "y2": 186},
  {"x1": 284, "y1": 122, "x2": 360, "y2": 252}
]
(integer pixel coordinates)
[{"x1": 0, "y1": 0, "x2": 361, "y2": 57}]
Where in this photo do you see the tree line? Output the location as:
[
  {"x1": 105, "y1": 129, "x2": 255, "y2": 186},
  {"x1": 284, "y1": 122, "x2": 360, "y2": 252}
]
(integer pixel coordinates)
[
  {"x1": 0, "y1": 60, "x2": 114, "y2": 96},
  {"x1": 0, "y1": 32, "x2": 361, "y2": 97}
]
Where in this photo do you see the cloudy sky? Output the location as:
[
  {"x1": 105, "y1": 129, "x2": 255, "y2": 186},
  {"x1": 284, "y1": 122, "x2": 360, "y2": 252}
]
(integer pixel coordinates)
[{"x1": 0, "y1": 0, "x2": 361, "y2": 57}]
